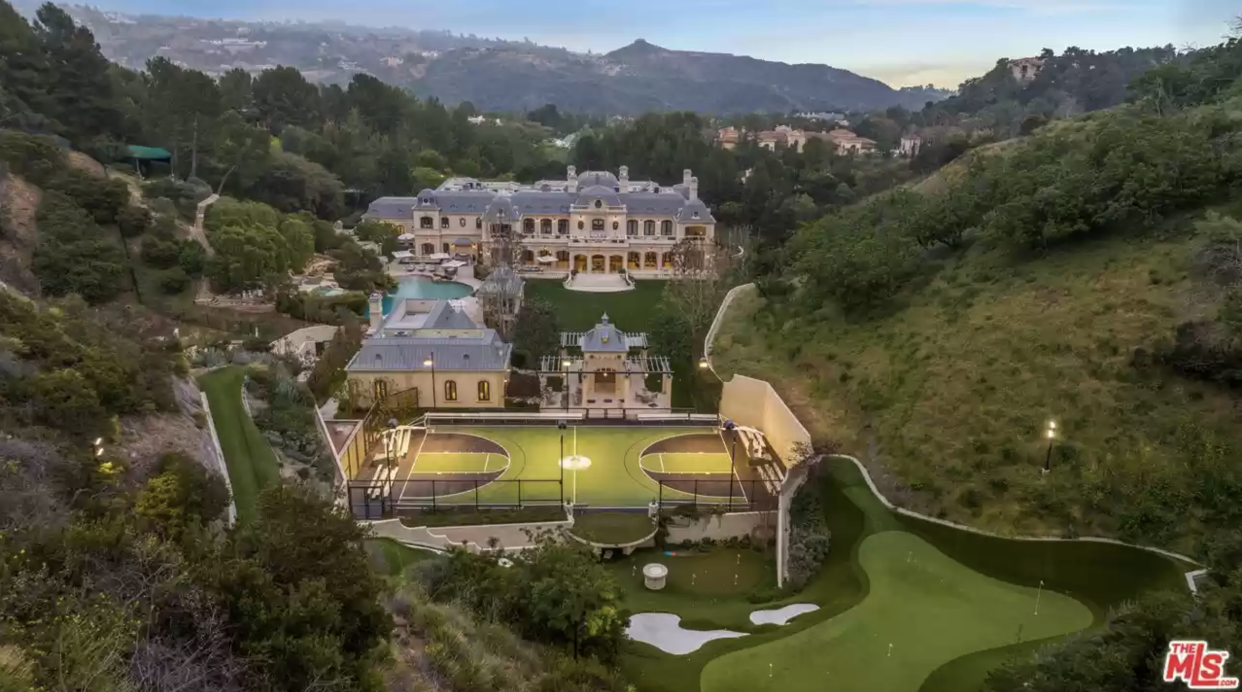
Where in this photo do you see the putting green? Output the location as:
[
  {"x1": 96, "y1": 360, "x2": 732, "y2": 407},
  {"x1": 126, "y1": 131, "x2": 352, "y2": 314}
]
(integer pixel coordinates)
[{"x1": 700, "y1": 530, "x2": 1093, "y2": 692}]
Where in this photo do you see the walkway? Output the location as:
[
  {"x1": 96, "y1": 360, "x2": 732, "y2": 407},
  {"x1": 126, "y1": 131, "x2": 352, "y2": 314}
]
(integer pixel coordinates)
[{"x1": 564, "y1": 273, "x2": 633, "y2": 293}]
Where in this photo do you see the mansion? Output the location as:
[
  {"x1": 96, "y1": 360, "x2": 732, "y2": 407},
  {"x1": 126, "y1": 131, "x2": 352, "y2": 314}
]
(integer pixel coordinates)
[{"x1": 363, "y1": 166, "x2": 716, "y2": 275}]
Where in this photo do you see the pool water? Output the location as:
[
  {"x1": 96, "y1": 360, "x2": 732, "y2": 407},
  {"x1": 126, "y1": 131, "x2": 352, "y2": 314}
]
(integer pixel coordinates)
[{"x1": 378, "y1": 277, "x2": 473, "y2": 315}]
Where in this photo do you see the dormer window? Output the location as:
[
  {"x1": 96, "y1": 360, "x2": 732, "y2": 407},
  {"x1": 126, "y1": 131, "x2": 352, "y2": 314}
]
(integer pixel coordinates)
[
  {"x1": 422, "y1": 198, "x2": 431, "y2": 204},
  {"x1": 692, "y1": 211, "x2": 700, "y2": 219},
  {"x1": 594, "y1": 200, "x2": 603, "y2": 209}
]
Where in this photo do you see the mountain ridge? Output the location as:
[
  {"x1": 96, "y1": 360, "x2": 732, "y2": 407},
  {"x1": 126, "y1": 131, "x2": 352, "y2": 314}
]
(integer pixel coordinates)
[{"x1": 44, "y1": 4, "x2": 951, "y2": 114}]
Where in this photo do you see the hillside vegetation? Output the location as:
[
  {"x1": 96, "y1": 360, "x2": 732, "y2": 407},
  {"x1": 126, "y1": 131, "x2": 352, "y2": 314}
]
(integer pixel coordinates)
[{"x1": 719, "y1": 32, "x2": 1242, "y2": 559}]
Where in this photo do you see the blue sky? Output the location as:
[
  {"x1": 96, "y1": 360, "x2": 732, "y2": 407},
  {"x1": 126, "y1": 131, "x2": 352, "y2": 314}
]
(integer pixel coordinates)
[{"x1": 96, "y1": 0, "x2": 1235, "y2": 87}]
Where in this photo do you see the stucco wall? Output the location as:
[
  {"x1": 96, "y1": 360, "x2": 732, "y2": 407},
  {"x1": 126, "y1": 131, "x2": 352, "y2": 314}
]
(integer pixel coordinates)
[
  {"x1": 346, "y1": 370, "x2": 508, "y2": 408},
  {"x1": 665, "y1": 511, "x2": 771, "y2": 543},
  {"x1": 270, "y1": 324, "x2": 339, "y2": 356},
  {"x1": 720, "y1": 375, "x2": 812, "y2": 465}
]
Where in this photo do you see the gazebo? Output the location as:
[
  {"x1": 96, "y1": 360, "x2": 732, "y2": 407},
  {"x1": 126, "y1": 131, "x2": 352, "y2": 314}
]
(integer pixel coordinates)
[
  {"x1": 539, "y1": 314, "x2": 674, "y2": 417},
  {"x1": 122, "y1": 145, "x2": 173, "y2": 177}
]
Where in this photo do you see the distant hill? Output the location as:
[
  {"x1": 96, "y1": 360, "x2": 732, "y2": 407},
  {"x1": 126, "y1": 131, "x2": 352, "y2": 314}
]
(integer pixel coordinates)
[{"x1": 46, "y1": 5, "x2": 945, "y2": 115}]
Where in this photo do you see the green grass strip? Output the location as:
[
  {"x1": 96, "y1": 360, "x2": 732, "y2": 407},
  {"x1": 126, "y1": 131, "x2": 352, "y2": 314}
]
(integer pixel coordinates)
[{"x1": 199, "y1": 365, "x2": 281, "y2": 523}]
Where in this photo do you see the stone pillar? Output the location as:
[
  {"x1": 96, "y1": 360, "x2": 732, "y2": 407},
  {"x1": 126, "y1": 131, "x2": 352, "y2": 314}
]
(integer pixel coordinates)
[
  {"x1": 368, "y1": 292, "x2": 384, "y2": 334},
  {"x1": 661, "y1": 373, "x2": 671, "y2": 396}
]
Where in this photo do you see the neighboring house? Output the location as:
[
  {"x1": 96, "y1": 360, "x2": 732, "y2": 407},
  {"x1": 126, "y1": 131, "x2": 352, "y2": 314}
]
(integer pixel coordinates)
[
  {"x1": 344, "y1": 297, "x2": 512, "y2": 409},
  {"x1": 716, "y1": 126, "x2": 741, "y2": 149},
  {"x1": 899, "y1": 135, "x2": 922, "y2": 157},
  {"x1": 362, "y1": 166, "x2": 716, "y2": 275},
  {"x1": 756, "y1": 125, "x2": 808, "y2": 152},
  {"x1": 1008, "y1": 57, "x2": 1045, "y2": 83},
  {"x1": 820, "y1": 129, "x2": 878, "y2": 154}
]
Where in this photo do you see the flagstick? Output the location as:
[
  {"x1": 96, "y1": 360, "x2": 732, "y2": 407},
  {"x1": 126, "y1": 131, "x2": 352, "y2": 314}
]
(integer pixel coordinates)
[
  {"x1": 1034, "y1": 580, "x2": 1044, "y2": 616},
  {"x1": 887, "y1": 643, "x2": 893, "y2": 658}
]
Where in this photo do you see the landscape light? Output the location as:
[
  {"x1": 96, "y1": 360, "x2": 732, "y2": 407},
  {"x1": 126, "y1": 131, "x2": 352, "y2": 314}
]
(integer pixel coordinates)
[
  {"x1": 698, "y1": 358, "x2": 709, "y2": 369},
  {"x1": 423, "y1": 357, "x2": 434, "y2": 367},
  {"x1": 94, "y1": 437, "x2": 103, "y2": 446},
  {"x1": 95, "y1": 447, "x2": 104, "y2": 457},
  {"x1": 1046, "y1": 429, "x2": 1055, "y2": 440}
]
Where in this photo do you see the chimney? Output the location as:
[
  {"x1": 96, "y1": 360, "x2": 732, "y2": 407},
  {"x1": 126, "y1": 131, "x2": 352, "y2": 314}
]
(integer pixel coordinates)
[
  {"x1": 683, "y1": 169, "x2": 692, "y2": 187},
  {"x1": 368, "y1": 292, "x2": 384, "y2": 334},
  {"x1": 567, "y1": 165, "x2": 578, "y2": 193},
  {"x1": 619, "y1": 165, "x2": 629, "y2": 190},
  {"x1": 689, "y1": 176, "x2": 698, "y2": 201}
]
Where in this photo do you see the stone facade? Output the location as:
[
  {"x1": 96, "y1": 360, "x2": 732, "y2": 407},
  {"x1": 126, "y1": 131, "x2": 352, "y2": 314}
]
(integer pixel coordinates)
[{"x1": 363, "y1": 167, "x2": 716, "y2": 275}]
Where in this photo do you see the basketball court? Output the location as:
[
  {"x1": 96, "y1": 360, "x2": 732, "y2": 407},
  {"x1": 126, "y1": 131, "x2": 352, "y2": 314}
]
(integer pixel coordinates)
[{"x1": 363, "y1": 424, "x2": 757, "y2": 508}]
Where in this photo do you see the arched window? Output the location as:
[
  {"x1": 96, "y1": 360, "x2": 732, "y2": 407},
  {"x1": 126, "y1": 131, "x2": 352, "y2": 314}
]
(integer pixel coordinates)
[
  {"x1": 442, "y1": 242, "x2": 450, "y2": 254},
  {"x1": 594, "y1": 199, "x2": 603, "y2": 209},
  {"x1": 372, "y1": 379, "x2": 389, "y2": 402},
  {"x1": 440, "y1": 217, "x2": 450, "y2": 229},
  {"x1": 477, "y1": 380, "x2": 491, "y2": 401},
  {"x1": 420, "y1": 216, "x2": 434, "y2": 229},
  {"x1": 644, "y1": 251, "x2": 657, "y2": 268},
  {"x1": 523, "y1": 219, "x2": 535, "y2": 234},
  {"x1": 577, "y1": 221, "x2": 584, "y2": 230},
  {"x1": 475, "y1": 217, "x2": 483, "y2": 229},
  {"x1": 557, "y1": 220, "x2": 568, "y2": 235},
  {"x1": 421, "y1": 243, "x2": 435, "y2": 255},
  {"x1": 661, "y1": 220, "x2": 673, "y2": 236},
  {"x1": 644, "y1": 220, "x2": 655, "y2": 236},
  {"x1": 612, "y1": 221, "x2": 619, "y2": 230},
  {"x1": 459, "y1": 217, "x2": 466, "y2": 227},
  {"x1": 444, "y1": 380, "x2": 458, "y2": 402},
  {"x1": 592, "y1": 219, "x2": 605, "y2": 231},
  {"x1": 627, "y1": 220, "x2": 638, "y2": 236}
]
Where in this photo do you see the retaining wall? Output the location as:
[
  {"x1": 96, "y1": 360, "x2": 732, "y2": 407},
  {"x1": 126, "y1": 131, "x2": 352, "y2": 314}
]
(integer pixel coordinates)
[
  {"x1": 665, "y1": 511, "x2": 772, "y2": 543},
  {"x1": 365, "y1": 516, "x2": 572, "y2": 554},
  {"x1": 199, "y1": 391, "x2": 237, "y2": 526}
]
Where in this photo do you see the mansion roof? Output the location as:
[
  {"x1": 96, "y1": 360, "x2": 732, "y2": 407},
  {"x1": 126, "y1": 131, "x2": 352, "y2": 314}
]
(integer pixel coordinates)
[
  {"x1": 347, "y1": 331, "x2": 511, "y2": 372},
  {"x1": 365, "y1": 167, "x2": 716, "y2": 224}
]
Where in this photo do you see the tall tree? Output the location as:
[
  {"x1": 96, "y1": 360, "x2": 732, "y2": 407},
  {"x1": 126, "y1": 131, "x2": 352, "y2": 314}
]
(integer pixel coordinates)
[{"x1": 32, "y1": 3, "x2": 124, "y2": 144}]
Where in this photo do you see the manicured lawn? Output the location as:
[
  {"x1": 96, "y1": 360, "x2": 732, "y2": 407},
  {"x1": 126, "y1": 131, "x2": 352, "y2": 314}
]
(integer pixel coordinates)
[
  {"x1": 365, "y1": 538, "x2": 438, "y2": 576},
  {"x1": 569, "y1": 512, "x2": 655, "y2": 544},
  {"x1": 609, "y1": 548, "x2": 775, "y2": 627},
  {"x1": 524, "y1": 279, "x2": 667, "y2": 331},
  {"x1": 617, "y1": 458, "x2": 1191, "y2": 692},
  {"x1": 522, "y1": 280, "x2": 720, "y2": 410},
  {"x1": 199, "y1": 366, "x2": 281, "y2": 523},
  {"x1": 701, "y1": 530, "x2": 1091, "y2": 692}
]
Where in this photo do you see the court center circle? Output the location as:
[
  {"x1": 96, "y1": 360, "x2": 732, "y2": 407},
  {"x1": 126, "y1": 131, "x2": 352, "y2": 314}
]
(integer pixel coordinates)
[{"x1": 560, "y1": 455, "x2": 592, "y2": 470}]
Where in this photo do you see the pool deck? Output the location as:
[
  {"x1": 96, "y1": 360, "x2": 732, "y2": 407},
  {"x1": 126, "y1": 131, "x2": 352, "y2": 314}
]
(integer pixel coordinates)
[{"x1": 386, "y1": 262, "x2": 483, "y2": 290}]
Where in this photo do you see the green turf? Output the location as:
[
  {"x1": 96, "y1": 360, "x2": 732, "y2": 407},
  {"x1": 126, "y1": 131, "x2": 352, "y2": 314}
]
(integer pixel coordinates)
[
  {"x1": 524, "y1": 279, "x2": 668, "y2": 332},
  {"x1": 365, "y1": 538, "x2": 438, "y2": 576},
  {"x1": 521, "y1": 280, "x2": 721, "y2": 410},
  {"x1": 569, "y1": 512, "x2": 656, "y2": 544},
  {"x1": 198, "y1": 366, "x2": 281, "y2": 523},
  {"x1": 413, "y1": 452, "x2": 499, "y2": 473},
  {"x1": 641, "y1": 452, "x2": 734, "y2": 475},
  {"x1": 701, "y1": 531, "x2": 1092, "y2": 692},
  {"x1": 616, "y1": 458, "x2": 1192, "y2": 692},
  {"x1": 409, "y1": 426, "x2": 725, "y2": 507}
]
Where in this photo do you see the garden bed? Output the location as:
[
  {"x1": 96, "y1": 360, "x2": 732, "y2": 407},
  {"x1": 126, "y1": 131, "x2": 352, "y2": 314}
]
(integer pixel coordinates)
[{"x1": 569, "y1": 512, "x2": 657, "y2": 545}]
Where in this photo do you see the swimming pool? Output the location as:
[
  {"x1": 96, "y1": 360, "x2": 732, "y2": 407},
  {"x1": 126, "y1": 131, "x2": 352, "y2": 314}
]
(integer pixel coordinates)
[{"x1": 378, "y1": 277, "x2": 473, "y2": 314}]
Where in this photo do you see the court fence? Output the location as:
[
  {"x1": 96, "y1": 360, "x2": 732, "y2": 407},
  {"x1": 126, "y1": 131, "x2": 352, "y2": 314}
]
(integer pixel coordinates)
[
  {"x1": 349, "y1": 478, "x2": 565, "y2": 519},
  {"x1": 423, "y1": 410, "x2": 722, "y2": 427},
  {"x1": 656, "y1": 478, "x2": 774, "y2": 513},
  {"x1": 347, "y1": 476, "x2": 773, "y2": 519}
]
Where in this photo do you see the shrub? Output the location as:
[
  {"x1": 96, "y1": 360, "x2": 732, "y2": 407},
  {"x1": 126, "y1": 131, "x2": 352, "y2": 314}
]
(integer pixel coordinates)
[
  {"x1": 159, "y1": 268, "x2": 191, "y2": 294},
  {"x1": 116, "y1": 204, "x2": 151, "y2": 237},
  {"x1": 142, "y1": 237, "x2": 182, "y2": 269}
]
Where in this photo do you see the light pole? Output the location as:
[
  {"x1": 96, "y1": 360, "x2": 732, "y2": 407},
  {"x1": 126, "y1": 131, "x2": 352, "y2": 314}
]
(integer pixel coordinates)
[
  {"x1": 423, "y1": 353, "x2": 436, "y2": 409},
  {"x1": 722, "y1": 420, "x2": 737, "y2": 508},
  {"x1": 1043, "y1": 420, "x2": 1057, "y2": 473},
  {"x1": 558, "y1": 420, "x2": 567, "y2": 505},
  {"x1": 562, "y1": 358, "x2": 572, "y2": 413}
]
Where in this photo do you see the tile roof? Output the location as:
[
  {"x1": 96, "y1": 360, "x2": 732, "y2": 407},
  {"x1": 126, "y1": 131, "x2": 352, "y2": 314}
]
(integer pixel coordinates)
[
  {"x1": 347, "y1": 333, "x2": 511, "y2": 372},
  {"x1": 580, "y1": 314, "x2": 630, "y2": 353},
  {"x1": 422, "y1": 301, "x2": 480, "y2": 330}
]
